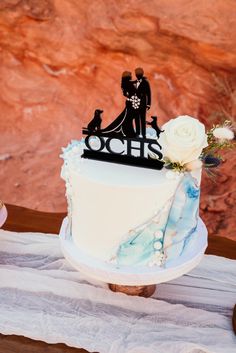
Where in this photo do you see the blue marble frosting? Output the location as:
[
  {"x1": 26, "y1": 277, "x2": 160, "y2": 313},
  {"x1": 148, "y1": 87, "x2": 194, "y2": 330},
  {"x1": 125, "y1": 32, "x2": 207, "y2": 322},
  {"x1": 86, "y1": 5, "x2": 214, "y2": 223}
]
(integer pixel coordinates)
[
  {"x1": 163, "y1": 173, "x2": 200, "y2": 262},
  {"x1": 116, "y1": 172, "x2": 200, "y2": 267},
  {"x1": 116, "y1": 223, "x2": 165, "y2": 267}
]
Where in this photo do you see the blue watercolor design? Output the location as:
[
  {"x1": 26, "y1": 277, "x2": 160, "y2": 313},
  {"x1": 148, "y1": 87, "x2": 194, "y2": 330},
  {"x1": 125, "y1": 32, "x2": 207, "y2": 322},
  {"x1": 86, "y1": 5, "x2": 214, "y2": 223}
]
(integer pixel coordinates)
[
  {"x1": 116, "y1": 226, "x2": 164, "y2": 266},
  {"x1": 164, "y1": 173, "x2": 200, "y2": 262},
  {"x1": 116, "y1": 173, "x2": 200, "y2": 266}
]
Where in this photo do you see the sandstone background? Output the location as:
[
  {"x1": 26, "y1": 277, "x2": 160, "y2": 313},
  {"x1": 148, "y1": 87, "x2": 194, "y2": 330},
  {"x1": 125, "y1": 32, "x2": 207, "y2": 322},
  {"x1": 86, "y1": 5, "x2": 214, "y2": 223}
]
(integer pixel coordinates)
[{"x1": 0, "y1": 0, "x2": 235, "y2": 240}]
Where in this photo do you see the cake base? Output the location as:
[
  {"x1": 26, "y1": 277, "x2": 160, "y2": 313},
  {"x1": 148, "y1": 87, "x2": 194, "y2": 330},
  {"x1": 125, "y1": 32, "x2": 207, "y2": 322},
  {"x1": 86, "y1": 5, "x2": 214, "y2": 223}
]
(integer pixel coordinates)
[
  {"x1": 59, "y1": 217, "x2": 208, "y2": 288},
  {"x1": 108, "y1": 283, "x2": 156, "y2": 297}
]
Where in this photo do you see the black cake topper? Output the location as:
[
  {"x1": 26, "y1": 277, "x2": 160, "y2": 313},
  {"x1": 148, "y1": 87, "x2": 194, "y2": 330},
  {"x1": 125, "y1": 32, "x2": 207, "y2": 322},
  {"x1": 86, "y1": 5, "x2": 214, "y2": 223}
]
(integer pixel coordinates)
[{"x1": 82, "y1": 68, "x2": 164, "y2": 170}]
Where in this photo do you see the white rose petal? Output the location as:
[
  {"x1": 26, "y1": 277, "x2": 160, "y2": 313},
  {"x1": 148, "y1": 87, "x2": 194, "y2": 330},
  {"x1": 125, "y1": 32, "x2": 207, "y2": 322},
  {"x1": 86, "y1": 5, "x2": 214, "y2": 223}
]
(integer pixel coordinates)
[
  {"x1": 213, "y1": 127, "x2": 234, "y2": 140},
  {"x1": 159, "y1": 115, "x2": 208, "y2": 165}
]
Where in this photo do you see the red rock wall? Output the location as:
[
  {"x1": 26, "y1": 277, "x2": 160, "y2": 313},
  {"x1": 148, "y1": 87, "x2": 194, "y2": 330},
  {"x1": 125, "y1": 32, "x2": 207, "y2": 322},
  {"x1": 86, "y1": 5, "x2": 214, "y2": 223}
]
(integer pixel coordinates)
[{"x1": 0, "y1": 0, "x2": 235, "y2": 239}]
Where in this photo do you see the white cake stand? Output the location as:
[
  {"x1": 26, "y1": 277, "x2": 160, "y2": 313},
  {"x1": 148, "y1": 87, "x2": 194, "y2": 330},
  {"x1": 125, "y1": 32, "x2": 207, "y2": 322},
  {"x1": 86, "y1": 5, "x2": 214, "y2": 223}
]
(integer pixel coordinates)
[{"x1": 59, "y1": 217, "x2": 208, "y2": 297}]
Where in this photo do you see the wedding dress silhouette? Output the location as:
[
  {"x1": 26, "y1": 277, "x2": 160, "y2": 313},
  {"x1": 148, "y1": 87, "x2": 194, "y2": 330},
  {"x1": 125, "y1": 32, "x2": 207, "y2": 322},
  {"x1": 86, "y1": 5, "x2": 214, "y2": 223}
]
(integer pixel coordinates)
[{"x1": 100, "y1": 72, "x2": 136, "y2": 138}]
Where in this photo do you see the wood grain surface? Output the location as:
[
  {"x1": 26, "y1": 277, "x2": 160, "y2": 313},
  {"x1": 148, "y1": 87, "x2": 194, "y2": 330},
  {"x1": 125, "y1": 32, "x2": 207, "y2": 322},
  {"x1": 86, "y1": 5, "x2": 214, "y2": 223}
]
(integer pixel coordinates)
[
  {"x1": 1, "y1": 204, "x2": 235, "y2": 352},
  {"x1": 3, "y1": 204, "x2": 236, "y2": 259}
]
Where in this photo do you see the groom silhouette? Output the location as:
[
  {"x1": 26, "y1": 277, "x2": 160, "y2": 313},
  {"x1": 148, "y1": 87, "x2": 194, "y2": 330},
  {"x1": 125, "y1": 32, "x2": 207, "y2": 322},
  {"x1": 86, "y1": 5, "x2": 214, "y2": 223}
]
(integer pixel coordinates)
[{"x1": 134, "y1": 67, "x2": 151, "y2": 138}]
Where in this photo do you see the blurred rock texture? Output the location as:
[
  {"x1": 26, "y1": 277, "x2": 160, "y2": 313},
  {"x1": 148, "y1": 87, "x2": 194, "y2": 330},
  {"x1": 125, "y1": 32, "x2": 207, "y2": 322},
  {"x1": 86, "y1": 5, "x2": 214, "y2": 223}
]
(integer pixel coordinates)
[{"x1": 0, "y1": 0, "x2": 235, "y2": 239}]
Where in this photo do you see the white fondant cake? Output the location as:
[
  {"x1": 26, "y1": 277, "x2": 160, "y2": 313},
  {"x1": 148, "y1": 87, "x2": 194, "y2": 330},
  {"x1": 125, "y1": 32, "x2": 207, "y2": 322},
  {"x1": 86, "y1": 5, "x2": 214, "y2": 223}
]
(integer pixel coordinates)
[{"x1": 61, "y1": 118, "x2": 204, "y2": 269}]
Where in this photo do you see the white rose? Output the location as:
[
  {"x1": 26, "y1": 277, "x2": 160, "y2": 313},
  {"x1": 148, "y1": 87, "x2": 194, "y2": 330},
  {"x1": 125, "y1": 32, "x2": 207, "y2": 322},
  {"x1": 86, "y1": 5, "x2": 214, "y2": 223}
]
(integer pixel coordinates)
[{"x1": 159, "y1": 115, "x2": 208, "y2": 165}]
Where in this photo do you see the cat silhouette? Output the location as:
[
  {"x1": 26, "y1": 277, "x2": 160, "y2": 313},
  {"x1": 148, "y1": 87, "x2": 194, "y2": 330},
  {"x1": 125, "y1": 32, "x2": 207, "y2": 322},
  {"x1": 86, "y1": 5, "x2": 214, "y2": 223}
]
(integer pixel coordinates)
[{"x1": 147, "y1": 116, "x2": 164, "y2": 139}]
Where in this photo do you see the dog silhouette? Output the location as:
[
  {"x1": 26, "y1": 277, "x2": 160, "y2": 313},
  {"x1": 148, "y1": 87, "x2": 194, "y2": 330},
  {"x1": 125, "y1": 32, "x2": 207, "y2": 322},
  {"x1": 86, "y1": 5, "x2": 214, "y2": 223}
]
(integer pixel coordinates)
[
  {"x1": 87, "y1": 109, "x2": 103, "y2": 132},
  {"x1": 146, "y1": 116, "x2": 164, "y2": 139}
]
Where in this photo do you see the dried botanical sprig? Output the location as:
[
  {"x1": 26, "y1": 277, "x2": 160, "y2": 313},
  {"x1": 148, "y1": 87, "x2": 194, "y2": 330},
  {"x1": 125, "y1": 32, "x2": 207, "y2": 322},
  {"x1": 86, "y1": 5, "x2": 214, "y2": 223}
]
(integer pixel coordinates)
[
  {"x1": 204, "y1": 166, "x2": 220, "y2": 183},
  {"x1": 163, "y1": 158, "x2": 186, "y2": 172},
  {"x1": 202, "y1": 120, "x2": 235, "y2": 159}
]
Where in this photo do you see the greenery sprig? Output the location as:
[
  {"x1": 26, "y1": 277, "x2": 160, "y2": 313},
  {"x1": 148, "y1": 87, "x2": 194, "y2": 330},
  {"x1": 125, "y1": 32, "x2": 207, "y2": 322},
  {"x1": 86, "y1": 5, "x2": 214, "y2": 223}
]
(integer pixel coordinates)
[{"x1": 163, "y1": 158, "x2": 186, "y2": 173}]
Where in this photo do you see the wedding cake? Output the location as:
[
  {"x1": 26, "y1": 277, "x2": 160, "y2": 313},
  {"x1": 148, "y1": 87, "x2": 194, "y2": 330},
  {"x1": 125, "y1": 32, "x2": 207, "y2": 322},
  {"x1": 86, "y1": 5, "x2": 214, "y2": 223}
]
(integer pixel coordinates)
[
  {"x1": 61, "y1": 115, "x2": 208, "y2": 269},
  {"x1": 60, "y1": 69, "x2": 234, "y2": 287}
]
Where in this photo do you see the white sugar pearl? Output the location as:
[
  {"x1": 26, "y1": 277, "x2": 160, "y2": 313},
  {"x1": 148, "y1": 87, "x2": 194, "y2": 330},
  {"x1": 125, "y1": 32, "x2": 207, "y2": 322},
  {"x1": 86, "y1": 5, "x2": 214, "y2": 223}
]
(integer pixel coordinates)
[
  {"x1": 154, "y1": 230, "x2": 163, "y2": 239},
  {"x1": 154, "y1": 241, "x2": 162, "y2": 250}
]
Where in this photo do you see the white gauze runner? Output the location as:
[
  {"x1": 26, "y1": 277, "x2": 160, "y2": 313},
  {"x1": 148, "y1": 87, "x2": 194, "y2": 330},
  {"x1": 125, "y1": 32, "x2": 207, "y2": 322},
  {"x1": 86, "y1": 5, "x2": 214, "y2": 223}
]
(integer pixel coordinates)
[{"x1": 0, "y1": 229, "x2": 235, "y2": 353}]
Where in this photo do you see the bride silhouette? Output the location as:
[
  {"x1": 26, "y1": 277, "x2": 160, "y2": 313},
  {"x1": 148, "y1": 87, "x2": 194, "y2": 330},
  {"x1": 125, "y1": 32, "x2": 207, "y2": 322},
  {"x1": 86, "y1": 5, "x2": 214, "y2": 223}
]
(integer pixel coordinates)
[{"x1": 100, "y1": 71, "x2": 137, "y2": 138}]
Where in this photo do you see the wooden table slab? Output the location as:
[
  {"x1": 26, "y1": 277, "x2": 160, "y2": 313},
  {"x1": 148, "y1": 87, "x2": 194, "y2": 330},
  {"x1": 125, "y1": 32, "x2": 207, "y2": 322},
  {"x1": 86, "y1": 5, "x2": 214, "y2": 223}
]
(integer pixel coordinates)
[
  {"x1": 3, "y1": 204, "x2": 236, "y2": 259},
  {"x1": 1, "y1": 203, "x2": 236, "y2": 352}
]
